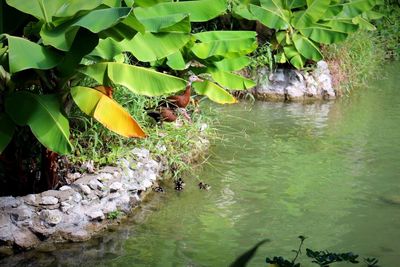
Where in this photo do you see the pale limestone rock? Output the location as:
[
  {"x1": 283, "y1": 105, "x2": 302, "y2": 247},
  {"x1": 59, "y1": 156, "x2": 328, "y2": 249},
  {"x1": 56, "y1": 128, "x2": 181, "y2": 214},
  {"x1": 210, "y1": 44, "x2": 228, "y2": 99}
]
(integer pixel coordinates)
[
  {"x1": 40, "y1": 210, "x2": 62, "y2": 226},
  {"x1": 110, "y1": 182, "x2": 122, "y2": 192},
  {"x1": 40, "y1": 196, "x2": 59, "y2": 205},
  {"x1": 86, "y1": 210, "x2": 105, "y2": 221}
]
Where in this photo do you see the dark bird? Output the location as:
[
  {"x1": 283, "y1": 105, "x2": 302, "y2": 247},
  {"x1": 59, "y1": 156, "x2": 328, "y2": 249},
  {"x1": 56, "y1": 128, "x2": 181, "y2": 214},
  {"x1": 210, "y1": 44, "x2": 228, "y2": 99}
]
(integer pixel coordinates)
[
  {"x1": 147, "y1": 75, "x2": 202, "y2": 124},
  {"x1": 198, "y1": 182, "x2": 211, "y2": 191},
  {"x1": 167, "y1": 75, "x2": 202, "y2": 109},
  {"x1": 174, "y1": 178, "x2": 185, "y2": 191},
  {"x1": 153, "y1": 186, "x2": 164, "y2": 193},
  {"x1": 147, "y1": 106, "x2": 178, "y2": 123}
]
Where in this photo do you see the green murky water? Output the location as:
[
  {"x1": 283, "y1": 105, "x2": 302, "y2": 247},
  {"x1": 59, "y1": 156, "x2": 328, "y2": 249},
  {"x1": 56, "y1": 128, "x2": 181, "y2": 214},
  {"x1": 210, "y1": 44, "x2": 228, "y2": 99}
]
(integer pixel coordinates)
[{"x1": 4, "y1": 63, "x2": 400, "y2": 266}]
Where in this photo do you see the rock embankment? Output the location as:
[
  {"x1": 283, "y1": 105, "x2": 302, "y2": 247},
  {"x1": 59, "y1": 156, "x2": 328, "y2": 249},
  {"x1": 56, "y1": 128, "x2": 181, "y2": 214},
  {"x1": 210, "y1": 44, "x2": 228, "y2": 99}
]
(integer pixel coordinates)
[
  {"x1": 253, "y1": 61, "x2": 336, "y2": 101},
  {"x1": 0, "y1": 143, "x2": 208, "y2": 257}
]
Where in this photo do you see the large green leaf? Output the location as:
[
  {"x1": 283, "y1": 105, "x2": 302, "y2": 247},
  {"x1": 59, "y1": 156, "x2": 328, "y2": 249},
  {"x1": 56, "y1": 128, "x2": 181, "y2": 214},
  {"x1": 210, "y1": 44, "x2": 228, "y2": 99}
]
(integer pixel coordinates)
[
  {"x1": 134, "y1": 0, "x2": 227, "y2": 22},
  {"x1": 6, "y1": 0, "x2": 64, "y2": 22},
  {"x1": 81, "y1": 62, "x2": 187, "y2": 96},
  {"x1": 324, "y1": 18, "x2": 359, "y2": 33},
  {"x1": 138, "y1": 13, "x2": 191, "y2": 33},
  {"x1": 71, "y1": 86, "x2": 146, "y2": 138},
  {"x1": 292, "y1": 33, "x2": 322, "y2": 61},
  {"x1": 5, "y1": 92, "x2": 73, "y2": 154},
  {"x1": 283, "y1": 45, "x2": 305, "y2": 69},
  {"x1": 57, "y1": 28, "x2": 99, "y2": 76},
  {"x1": 90, "y1": 32, "x2": 191, "y2": 62},
  {"x1": 285, "y1": 0, "x2": 307, "y2": 8},
  {"x1": 210, "y1": 70, "x2": 256, "y2": 90},
  {"x1": 340, "y1": 0, "x2": 377, "y2": 18},
  {"x1": 0, "y1": 113, "x2": 14, "y2": 154},
  {"x1": 5, "y1": 35, "x2": 61, "y2": 73},
  {"x1": 40, "y1": 7, "x2": 132, "y2": 51},
  {"x1": 299, "y1": 22, "x2": 348, "y2": 44},
  {"x1": 53, "y1": 0, "x2": 109, "y2": 18},
  {"x1": 292, "y1": 0, "x2": 331, "y2": 28},
  {"x1": 167, "y1": 51, "x2": 186, "y2": 70},
  {"x1": 232, "y1": 3, "x2": 257, "y2": 20},
  {"x1": 194, "y1": 31, "x2": 257, "y2": 42},
  {"x1": 128, "y1": 32, "x2": 191, "y2": 62},
  {"x1": 192, "y1": 31, "x2": 257, "y2": 59},
  {"x1": 352, "y1": 16, "x2": 376, "y2": 31},
  {"x1": 89, "y1": 37, "x2": 124, "y2": 60},
  {"x1": 193, "y1": 81, "x2": 237, "y2": 104},
  {"x1": 133, "y1": 0, "x2": 171, "y2": 7},
  {"x1": 99, "y1": 12, "x2": 145, "y2": 41},
  {"x1": 249, "y1": 1, "x2": 290, "y2": 30},
  {"x1": 213, "y1": 56, "x2": 251, "y2": 72}
]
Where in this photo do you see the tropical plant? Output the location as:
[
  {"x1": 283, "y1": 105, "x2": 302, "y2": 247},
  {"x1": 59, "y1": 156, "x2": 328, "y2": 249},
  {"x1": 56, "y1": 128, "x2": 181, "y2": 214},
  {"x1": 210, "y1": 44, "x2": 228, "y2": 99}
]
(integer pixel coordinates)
[
  {"x1": 0, "y1": 0, "x2": 257, "y2": 193},
  {"x1": 232, "y1": 0, "x2": 383, "y2": 69}
]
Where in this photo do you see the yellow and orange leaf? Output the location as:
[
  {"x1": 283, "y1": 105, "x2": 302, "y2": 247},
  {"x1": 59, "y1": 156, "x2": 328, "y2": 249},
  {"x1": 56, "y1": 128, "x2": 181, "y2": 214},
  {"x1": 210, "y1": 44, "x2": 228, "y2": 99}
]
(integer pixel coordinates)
[
  {"x1": 71, "y1": 86, "x2": 146, "y2": 138},
  {"x1": 94, "y1": 85, "x2": 113, "y2": 98}
]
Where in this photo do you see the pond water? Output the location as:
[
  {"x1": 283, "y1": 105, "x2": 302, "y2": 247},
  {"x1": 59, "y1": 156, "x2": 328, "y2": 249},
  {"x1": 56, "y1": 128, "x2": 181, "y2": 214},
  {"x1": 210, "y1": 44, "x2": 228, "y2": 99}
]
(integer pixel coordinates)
[{"x1": 3, "y1": 63, "x2": 400, "y2": 266}]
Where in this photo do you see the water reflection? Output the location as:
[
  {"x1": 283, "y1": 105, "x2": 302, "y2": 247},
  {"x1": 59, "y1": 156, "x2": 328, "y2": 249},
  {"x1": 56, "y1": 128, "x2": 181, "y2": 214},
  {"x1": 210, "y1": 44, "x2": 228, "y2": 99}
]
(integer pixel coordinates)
[{"x1": 2, "y1": 63, "x2": 400, "y2": 267}]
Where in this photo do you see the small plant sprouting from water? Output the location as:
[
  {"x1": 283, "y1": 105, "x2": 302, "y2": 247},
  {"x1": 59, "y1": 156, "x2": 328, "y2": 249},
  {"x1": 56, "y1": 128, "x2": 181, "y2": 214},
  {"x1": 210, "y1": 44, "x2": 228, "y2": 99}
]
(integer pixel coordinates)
[
  {"x1": 107, "y1": 210, "x2": 122, "y2": 220},
  {"x1": 266, "y1": 235, "x2": 305, "y2": 267},
  {"x1": 265, "y1": 236, "x2": 380, "y2": 267}
]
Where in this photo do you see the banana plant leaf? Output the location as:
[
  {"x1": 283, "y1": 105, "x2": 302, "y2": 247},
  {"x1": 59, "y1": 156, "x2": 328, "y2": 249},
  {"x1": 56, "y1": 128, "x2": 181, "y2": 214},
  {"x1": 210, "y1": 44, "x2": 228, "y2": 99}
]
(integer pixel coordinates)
[
  {"x1": 285, "y1": 0, "x2": 307, "y2": 9},
  {"x1": 213, "y1": 56, "x2": 251, "y2": 72},
  {"x1": 5, "y1": 92, "x2": 73, "y2": 154},
  {"x1": 352, "y1": 16, "x2": 376, "y2": 30},
  {"x1": 232, "y1": 3, "x2": 257, "y2": 20},
  {"x1": 340, "y1": 0, "x2": 377, "y2": 18},
  {"x1": 193, "y1": 80, "x2": 237, "y2": 104},
  {"x1": 53, "y1": 0, "x2": 111, "y2": 19},
  {"x1": 5, "y1": 35, "x2": 61, "y2": 73},
  {"x1": 40, "y1": 7, "x2": 132, "y2": 51},
  {"x1": 192, "y1": 31, "x2": 257, "y2": 59},
  {"x1": 99, "y1": 12, "x2": 145, "y2": 41},
  {"x1": 210, "y1": 70, "x2": 256, "y2": 90},
  {"x1": 299, "y1": 22, "x2": 349, "y2": 44},
  {"x1": 71, "y1": 86, "x2": 146, "y2": 138},
  {"x1": 292, "y1": 33, "x2": 323, "y2": 61},
  {"x1": 89, "y1": 38, "x2": 124, "y2": 60},
  {"x1": 291, "y1": 0, "x2": 330, "y2": 28},
  {"x1": 5, "y1": 0, "x2": 64, "y2": 22},
  {"x1": 0, "y1": 113, "x2": 14, "y2": 154},
  {"x1": 137, "y1": 13, "x2": 191, "y2": 33},
  {"x1": 81, "y1": 62, "x2": 187, "y2": 96},
  {"x1": 194, "y1": 31, "x2": 257, "y2": 42},
  {"x1": 249, "y1": 1, "x2": 290, "y2": 30},
  {"x1": 57, "y1": 28, "x2": 99, "y2": 77},
  {"x1": 134, "y1": 0, "x2": 171, "y2": 7},
  {"x1": 167, "y1": 51, "x2": 186, "y2": 70},
  {"x1": 283, "y1": 45, "x2": 305, "y2": 69},
  {"x1": 134, "y1": 0, "x2": 227, "y2": 22},
  {"x1": 128, "y1": 32, "x2": 191, "y2": 62},
  {"x1": 323, "y1": 19, "x2": 359, "y2": 33},
  {"x1": 192, "y1": 40, "x2": 257, "y2": 59}
]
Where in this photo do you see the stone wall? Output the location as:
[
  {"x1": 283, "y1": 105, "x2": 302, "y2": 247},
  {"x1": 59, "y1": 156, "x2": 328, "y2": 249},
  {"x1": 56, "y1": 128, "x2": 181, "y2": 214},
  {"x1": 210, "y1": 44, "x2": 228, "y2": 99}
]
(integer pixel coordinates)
[
  {"x1": 0, "y1": 135, "x2": 208, "y2": 257},
  {"x1": 252, "y1": 61, "x2": 336, "y2": 101}
]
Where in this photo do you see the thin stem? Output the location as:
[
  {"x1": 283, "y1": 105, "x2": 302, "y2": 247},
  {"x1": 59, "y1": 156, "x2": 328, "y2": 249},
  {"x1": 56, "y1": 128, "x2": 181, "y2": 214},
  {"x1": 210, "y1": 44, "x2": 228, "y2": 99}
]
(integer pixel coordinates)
[{"x1": 292, "y1": 237, "x2": 306, "y2": 264}]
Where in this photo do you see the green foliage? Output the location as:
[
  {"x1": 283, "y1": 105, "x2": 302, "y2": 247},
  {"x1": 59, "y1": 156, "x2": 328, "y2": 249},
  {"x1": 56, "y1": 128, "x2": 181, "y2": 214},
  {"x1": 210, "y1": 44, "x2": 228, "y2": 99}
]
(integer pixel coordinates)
[
  {"x1": 0, "y1": 0, "x2": 256, "y2": 157},
  {"x1": 5, "y1": 92, "x2": 73, "y2": 154},
  {"x1": 107, "y1": 210, "x2": 123, "y2": 220},
  {"x1": 233, "y1": 0, "x2": 382, "y2": 69},
  {"x1": 322, "y1": 30, "x2": 386, "y2": 93},
  {"x1": 263, "y1": 236, "x2": 379, "y2": 267},
  {"x1": 373, "y1": 1, "x2": 400, "y2": 60}
]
